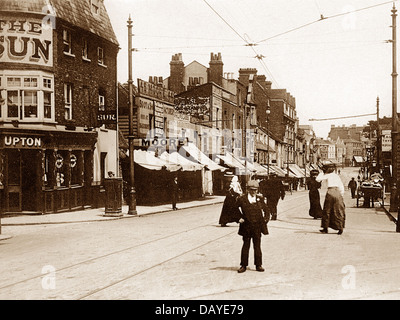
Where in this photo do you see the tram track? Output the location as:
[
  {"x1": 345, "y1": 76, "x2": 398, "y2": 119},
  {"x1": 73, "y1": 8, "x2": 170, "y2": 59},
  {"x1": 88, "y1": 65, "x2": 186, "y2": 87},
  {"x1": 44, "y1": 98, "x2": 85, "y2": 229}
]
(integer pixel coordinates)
[
  {"x1": 0, "y1": 219, "x2": 238, "y2": 299},
  {"x1": 0, "y1": 221, "x2": 218, "y2": 293}
]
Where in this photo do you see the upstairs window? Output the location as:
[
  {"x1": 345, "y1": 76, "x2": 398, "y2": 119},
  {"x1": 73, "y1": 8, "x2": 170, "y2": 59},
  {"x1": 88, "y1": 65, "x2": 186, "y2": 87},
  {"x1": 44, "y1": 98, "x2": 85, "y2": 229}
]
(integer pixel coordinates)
[
  {"x1": 99, "y1": 92, "x2": 105, "y2": 112},
  {"x1": 97, "y1": 47, "x2": 105, "y2": 65},
  {"x1": 64, "y1": 83, "x2": 73, "y2": 120},
  {"x1": 0, "y1": 73, "x2": 54, "y2": 122},
  {"x1": 63, "y1": 29, "x2": 72, "y2": 55},
  {"x1": 82, "y1": 39, "x2": 89, "y2": 60}
]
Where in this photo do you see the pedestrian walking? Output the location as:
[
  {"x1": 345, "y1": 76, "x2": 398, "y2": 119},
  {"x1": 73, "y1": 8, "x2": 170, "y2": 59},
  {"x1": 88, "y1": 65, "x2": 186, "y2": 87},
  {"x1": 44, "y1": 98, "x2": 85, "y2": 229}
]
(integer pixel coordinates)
[
  {"x1": 316, "y1": 164, "x2": 345, "y2": 235},
  {"x1": 307, "y1": 169, "x2": 323, "y2": 219},
  {"x1": 237, "y1": 180, "x2": 269, "y2": 273},
  {"x1": 219, "y1": 175, "x2": 243, "y2": 227},
  {"x1": 348, "y1": 177, "x2": 358, "y2": 199},
  {"x1": 260, "y1": 172, "x2": 285, "y2": 220},
  {"x1": 171, "y1": 176, "x2": 179, "y2": 210}
]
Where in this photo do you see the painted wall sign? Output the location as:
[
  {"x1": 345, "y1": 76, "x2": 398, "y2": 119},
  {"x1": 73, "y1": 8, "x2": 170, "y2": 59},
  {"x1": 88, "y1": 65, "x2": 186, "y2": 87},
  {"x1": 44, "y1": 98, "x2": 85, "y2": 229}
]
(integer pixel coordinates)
[
  {"x1": 4, "y1": 135, "x2": 42, "y2": 148},
  {"x1": 97, "y1": 111, "x2": 117, "y2": 124},
  {"x1": 0, "y1": 16, "x2": 53, "y2": 67}
]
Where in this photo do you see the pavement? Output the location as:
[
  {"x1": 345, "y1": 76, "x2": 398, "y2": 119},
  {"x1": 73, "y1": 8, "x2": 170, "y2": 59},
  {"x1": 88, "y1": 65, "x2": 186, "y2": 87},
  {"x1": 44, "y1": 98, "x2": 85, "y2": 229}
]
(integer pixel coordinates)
[{"x1": 0, "y1": 195, "x2": 226, "y2": 240}]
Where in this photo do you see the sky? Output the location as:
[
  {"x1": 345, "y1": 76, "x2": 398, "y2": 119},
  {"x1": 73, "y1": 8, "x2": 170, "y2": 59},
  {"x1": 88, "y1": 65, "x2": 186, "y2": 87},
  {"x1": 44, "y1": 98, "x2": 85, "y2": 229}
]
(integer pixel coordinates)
[{"x1": 104, "y1": 0, "x2": 398, "y2": 139}]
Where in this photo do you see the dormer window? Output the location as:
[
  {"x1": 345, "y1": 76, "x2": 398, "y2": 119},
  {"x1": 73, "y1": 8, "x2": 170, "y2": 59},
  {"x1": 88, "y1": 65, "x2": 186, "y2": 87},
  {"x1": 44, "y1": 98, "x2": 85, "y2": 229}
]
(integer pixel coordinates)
[{"x1": 91, "y1": 0, "x2": 100, "y2": 15}]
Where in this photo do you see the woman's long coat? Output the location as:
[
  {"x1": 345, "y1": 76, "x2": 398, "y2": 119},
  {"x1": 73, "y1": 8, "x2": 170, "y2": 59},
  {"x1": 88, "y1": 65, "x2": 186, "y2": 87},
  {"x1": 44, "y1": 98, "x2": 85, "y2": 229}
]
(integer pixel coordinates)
[
  {"x1": 307, "y1": 178, "x2": 323, "y2": 219},
  {"x1": 218, "y1": 188, "x2": 242, "y2": 225}
]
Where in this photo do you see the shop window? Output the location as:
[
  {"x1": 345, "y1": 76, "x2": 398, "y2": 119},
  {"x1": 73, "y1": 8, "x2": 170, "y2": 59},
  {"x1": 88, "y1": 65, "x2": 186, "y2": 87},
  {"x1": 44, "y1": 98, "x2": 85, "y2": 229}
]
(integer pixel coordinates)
[
  {"x1": 64, "y1": 83, "x2": 73, "y2": 120},
  {"x1": 70, "y1": 153, "x2": 81, "y2": 185},
  {"x1": 55, "y1": 151, "x2": 67, "y2": 187}
]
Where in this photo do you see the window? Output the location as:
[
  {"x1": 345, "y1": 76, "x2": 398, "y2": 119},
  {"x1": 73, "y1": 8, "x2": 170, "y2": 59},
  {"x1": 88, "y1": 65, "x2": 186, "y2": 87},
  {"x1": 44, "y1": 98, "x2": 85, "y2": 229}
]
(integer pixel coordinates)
[
  {"x1": 91, "y1": 0, "x2": 100, "y2": 15},
  {"x1": 97, "y1": 47, "x2": 104, "y2": 65},
  {"x1": 43, "y1": 77, "x2": 52, "y2": 119},
  {"x1": 64, "y1": 83, "x2": 72, "y2": 120},
  {"x1": 82, "y1": 39, "x2": 89, "y2": 60},
  {"x1": 99, "y1": 94, "x2": 105, "y2": 111},
  {"x1": 63, "y1": 29, "x2": 72, "y2": 54},
  {"x1": 0, "y1": 73, "x2": 54, "y2": 122}
]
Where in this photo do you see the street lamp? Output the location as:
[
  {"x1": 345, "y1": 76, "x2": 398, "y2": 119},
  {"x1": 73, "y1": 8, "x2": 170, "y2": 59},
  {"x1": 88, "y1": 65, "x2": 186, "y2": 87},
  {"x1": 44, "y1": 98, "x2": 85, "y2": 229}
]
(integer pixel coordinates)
[
  {"x1": 266, "y1": 108, "x2": 270, "y2": 175},
  {"x1": 127, "y1": 16, "x2": 137, "y2": 215}
]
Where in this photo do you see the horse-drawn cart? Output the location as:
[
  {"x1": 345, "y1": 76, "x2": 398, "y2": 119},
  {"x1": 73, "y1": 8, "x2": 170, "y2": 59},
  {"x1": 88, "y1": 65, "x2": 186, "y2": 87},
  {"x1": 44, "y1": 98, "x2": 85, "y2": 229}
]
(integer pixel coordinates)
[{"x1": 356, "y1": 185, "x2": 384, "y2": 208}]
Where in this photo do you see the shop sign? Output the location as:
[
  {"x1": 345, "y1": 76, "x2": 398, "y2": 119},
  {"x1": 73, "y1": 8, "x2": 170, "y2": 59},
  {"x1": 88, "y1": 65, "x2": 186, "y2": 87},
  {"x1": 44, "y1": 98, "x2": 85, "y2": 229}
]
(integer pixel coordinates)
[
  {"x1": 97, "y1": 111, "x2": 117, "y2": 124},
  {"x1": 3, "y1": 135, "x2": 42, "y2": 148},
  {"x1": 138, "y1": 137, "x2": 188, "y2": 148},
  {"x1": 0, "y1": 16, "x2": 53, "y2": 67}
]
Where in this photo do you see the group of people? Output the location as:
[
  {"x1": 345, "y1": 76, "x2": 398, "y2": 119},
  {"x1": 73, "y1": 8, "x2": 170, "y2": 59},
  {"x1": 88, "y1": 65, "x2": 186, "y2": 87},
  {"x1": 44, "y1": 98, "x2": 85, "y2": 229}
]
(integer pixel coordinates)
[{"x1": 219, "y1": 164, "x2": 346, "y2": 273}]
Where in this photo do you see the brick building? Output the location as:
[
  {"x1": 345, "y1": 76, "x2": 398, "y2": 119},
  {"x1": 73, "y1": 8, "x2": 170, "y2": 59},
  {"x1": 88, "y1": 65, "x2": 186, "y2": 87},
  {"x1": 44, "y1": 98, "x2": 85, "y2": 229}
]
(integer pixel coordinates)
[
  {"x1": 0, "y1": 0, "x2": 119, "y2": 213},
  {"x1": 165, "y1": 52, "x2": 248, "y2": 160}
]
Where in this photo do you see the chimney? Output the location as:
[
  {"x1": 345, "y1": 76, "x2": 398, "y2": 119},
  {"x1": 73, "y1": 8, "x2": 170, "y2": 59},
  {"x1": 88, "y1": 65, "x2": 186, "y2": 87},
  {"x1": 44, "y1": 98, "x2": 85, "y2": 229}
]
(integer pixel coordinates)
[
  {"x1": 238, "y1": 68, "x2": 257, "y2": 86},
  {"x1": 208, "y1": 52, "x2": 223, "y2": 86},
  {"x1": 169, "y1": 53, "x2": 184, "y2": 94}
]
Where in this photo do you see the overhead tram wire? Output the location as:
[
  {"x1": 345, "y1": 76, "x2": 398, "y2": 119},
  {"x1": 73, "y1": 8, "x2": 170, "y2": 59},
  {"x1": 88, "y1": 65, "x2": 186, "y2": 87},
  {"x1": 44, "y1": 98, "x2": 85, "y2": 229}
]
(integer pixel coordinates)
[
  {"x1": 309, "y1": 113, "x2": 377, "y2": 121},
  {"x1": 201, "y1": 0, "x2": 281, "y2": 89},
  {"x1": 256, "y1": 0, "x2": 400, "y2": 44}
]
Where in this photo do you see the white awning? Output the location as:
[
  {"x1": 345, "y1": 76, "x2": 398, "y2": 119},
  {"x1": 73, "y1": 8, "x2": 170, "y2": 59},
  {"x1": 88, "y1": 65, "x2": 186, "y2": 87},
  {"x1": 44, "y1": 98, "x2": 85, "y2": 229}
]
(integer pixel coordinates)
[
  {"x1": 160, "y1": 151, "x2": 204, "y2": 171},
  {"x1": 134, "y1": 150, "x2": 181, "y2": 171},
  {"x1": 180, "y1": 143, "x2": 227, "y2": 171},
  {"x1": 289, "y1": 164, "x2": 305, "y2": 178},
  {"x1": 216, "y1": 152, "x2": 250, "y2": 174}
]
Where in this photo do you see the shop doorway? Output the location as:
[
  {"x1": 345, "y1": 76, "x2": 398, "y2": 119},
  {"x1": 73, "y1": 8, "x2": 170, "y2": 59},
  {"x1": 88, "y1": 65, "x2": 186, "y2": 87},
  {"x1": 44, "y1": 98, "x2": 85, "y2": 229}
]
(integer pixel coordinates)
[{"x1": 6, "y1": 149, "x2": 38, "y2": 212}]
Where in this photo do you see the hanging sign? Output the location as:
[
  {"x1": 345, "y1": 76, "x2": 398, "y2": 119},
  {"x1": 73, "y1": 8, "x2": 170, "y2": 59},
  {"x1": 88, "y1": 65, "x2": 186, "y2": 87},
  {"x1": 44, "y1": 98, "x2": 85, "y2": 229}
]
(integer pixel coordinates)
[{"x1": 97, "y1": 110, "x2": 117, "y2": 124}]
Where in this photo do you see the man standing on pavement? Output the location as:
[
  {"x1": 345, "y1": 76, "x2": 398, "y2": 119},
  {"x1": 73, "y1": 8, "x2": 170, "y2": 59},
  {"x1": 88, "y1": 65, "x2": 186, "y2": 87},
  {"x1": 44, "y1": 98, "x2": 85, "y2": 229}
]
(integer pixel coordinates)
[
  {"x1": 171, "y1": 176, "x2": 179, "y2": 210},
  {"x1": 316, "y1": 164, "x2": 346, "y2": 235},
  {"x1": 260, "y1": 173, "x2": 285, "y2": 220},
  {"x1": 237, "y1": 180, "x2": 270, "y2": 273},
  {"x1": 348, "y1": 177, "x2": 358, "y2": 199}
]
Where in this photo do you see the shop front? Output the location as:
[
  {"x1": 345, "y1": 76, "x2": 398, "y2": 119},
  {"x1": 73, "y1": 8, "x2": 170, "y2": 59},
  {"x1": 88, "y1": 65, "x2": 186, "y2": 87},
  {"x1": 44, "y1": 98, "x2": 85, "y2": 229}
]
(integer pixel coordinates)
[{"x1": 0, "y1": 129, "x2": 97, "y2": 214}]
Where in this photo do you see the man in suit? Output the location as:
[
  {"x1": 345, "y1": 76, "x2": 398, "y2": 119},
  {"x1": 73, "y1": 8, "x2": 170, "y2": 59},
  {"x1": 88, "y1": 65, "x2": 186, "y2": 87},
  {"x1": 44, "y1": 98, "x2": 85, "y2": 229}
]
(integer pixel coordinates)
[
  {"x1": 171, "y1": 176, "x2": 179, "y2": 210},
  {"x1": 237, "y1": 180, "x2": 270, "y2": 273},
  {"x1": 260, "y1": 173, "x2": 285, "y2": 220}
]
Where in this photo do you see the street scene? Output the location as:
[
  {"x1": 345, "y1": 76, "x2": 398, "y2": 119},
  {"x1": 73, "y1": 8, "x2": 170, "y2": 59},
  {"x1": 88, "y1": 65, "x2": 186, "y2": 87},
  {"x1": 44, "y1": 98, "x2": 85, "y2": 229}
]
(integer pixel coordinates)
[
  {"x1": 2, "y1": 0, "x2": 400, "y2": 303},
  {"x1": 0, "y1": 167, "x2": 399, "y2": 300}
]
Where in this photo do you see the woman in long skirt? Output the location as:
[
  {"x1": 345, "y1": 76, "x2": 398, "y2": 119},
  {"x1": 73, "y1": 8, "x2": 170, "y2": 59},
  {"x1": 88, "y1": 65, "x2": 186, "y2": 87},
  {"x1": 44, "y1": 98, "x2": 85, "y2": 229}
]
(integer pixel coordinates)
[
  {"x1": 219, "y1": 176, "x2": 243, "y2": 227},
  {"x1": 307, "y1": 170, "x2": 323, "y2": 219}
]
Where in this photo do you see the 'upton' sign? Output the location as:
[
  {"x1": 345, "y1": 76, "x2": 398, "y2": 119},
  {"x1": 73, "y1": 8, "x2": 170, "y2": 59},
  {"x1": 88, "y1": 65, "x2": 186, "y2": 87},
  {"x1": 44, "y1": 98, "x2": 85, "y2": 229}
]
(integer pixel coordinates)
[{"x1": 4, "y1": 136, "x2": 42, "y2": 148}]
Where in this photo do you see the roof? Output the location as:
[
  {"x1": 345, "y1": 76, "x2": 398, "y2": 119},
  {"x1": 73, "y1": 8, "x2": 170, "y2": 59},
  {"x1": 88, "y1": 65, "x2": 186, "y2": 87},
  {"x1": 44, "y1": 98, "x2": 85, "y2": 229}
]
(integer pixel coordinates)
[{"x1": 0, "y1": 0, "x2": 119, "y2": 46}]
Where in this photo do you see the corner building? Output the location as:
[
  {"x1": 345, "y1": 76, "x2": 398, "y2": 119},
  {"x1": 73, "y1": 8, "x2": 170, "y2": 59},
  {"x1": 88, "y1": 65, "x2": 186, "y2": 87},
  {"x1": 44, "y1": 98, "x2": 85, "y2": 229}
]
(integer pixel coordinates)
[{"x1": 0, "y1": 0, "x2": 119, "y2": 213}]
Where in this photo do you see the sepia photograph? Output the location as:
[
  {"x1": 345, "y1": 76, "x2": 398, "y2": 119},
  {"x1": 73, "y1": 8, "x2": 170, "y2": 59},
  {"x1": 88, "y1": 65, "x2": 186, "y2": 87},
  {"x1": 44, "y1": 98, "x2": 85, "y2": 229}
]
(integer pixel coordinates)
[{"x1": 1, "y1": 0, "x2": 400, "y2": 306}]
